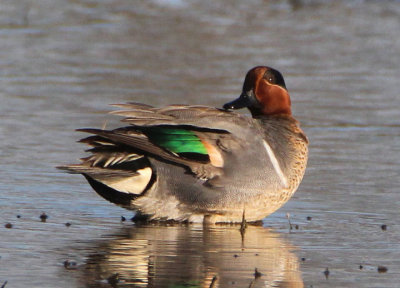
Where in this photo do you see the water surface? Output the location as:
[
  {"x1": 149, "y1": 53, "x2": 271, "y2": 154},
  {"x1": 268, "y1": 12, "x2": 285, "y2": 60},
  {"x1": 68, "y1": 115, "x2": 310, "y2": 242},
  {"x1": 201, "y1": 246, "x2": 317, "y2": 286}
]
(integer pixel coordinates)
[{"x1": 1, "y1": 1, "x2": 400, "y2": 287}]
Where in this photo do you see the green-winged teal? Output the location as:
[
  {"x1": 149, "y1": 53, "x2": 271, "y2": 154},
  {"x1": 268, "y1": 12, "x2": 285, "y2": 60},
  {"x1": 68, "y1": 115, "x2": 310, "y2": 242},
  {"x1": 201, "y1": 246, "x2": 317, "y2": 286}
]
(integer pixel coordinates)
[{"x1": 59, "y1": 66, "x2": 308, "y2": 223}]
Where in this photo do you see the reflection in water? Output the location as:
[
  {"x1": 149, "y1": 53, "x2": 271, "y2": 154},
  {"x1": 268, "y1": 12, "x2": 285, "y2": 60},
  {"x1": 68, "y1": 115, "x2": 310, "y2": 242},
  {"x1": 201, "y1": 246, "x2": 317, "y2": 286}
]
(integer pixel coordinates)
[{"x1": 78, "y1": 224, "x2": 303, "y2": 288}]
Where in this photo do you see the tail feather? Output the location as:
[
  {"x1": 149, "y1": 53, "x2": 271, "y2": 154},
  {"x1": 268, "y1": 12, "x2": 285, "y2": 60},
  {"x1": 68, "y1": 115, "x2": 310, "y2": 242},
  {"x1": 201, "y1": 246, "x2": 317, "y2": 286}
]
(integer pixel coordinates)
[
  {"x1": 83, "y1": 175, "x2": 137, "y2": 206},
  {"x1": 58, "y1": 136, "x2": 155, "y2": 207}
]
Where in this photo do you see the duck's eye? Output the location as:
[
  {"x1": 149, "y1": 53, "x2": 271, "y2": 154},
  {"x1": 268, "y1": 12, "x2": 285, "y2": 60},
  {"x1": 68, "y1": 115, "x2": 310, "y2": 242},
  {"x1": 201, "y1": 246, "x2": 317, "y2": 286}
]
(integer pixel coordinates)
[
  {"x1": 263, "y1": 70, "x2": 276, "y2": 84},
  {"x1": 262, "y1": 68, "x2": 287, "y2": 90}
]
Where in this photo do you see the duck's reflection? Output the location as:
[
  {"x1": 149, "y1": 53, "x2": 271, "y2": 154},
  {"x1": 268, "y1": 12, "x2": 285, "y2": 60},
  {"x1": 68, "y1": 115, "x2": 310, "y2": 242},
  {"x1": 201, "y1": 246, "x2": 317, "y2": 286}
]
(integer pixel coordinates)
[{"x1": 79, "y1": 224, "x2": 303, "y2": 288}]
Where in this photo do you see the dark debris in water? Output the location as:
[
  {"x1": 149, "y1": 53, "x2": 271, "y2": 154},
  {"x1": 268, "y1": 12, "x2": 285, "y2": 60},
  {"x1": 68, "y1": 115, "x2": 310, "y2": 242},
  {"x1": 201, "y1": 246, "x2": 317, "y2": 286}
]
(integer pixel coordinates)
[
  {"x1": 65, "y1": 222, "x2": 71, "y2": 227},
  {"x1": 306, "y1": 216, "x2": 312, "y2": 221},
  {"x1": 254, "y1": 268, "x2": 262, "y2": 279},
  {"x1": 107, "y1": 273, "x2": 120, "y2": 287},
  {"x1": 377, "y1": 266, "x2": 388, "y2": 273},
  {"x1": 324, "y1": 267, "x2": 329, "y2": 280},
  {"x1": 40, "y1": 213, "x2": 48, "y2": 222},
  {"x1": 286, "y1": 213, "x2": 299, "y2": 231},
  {"x1": 248, "y1": 269, "x2": 262, "y2": 288},
  {"x1": 1, "y1": 280, "x2": 8, "y2": 288},
  {"x1": 4, "y1": 223, "x2": 13, "y2": 229},
  {"x1": 381, "y1": 224, "x2": 387, "y2": 231},
  {"x1": 63, "y1": 260, "x2": 78, "y2": 270}
]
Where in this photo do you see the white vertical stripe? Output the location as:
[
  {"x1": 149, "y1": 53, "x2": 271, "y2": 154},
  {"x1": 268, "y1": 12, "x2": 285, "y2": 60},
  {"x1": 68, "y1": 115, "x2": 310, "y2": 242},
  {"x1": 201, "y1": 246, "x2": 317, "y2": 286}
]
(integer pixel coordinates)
[{"x1": 262, "y1": 140, "x2": 288, "y2": 188}]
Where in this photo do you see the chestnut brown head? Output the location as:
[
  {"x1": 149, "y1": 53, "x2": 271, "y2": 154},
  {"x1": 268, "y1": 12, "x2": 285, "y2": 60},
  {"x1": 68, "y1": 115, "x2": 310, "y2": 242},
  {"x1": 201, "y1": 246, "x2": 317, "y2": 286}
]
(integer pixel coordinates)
[{"x1": 223, "y1": 66, "x2": 291, "y2": 117}]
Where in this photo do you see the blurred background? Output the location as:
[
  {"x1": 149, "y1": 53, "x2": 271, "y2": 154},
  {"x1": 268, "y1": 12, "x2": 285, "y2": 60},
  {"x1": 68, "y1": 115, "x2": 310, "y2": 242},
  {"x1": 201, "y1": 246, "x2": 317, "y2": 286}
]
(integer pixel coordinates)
[{"x1": 0, "y1": 0, "x2": 399, "y2": 287}]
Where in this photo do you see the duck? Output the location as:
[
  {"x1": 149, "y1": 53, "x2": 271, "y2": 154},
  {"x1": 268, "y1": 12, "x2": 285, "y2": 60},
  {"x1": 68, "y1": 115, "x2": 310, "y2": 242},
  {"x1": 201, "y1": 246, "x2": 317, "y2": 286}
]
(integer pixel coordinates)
[{"x1": 59, "y1": 66, "x2": 308, "y2": 223}]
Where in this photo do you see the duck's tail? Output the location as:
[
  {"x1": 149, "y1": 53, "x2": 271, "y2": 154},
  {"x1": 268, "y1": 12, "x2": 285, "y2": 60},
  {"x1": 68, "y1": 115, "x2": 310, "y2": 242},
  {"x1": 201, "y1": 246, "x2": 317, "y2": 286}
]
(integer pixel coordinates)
[{"x1": 57, "y1": 134, "x2": 155, "y2": 208}]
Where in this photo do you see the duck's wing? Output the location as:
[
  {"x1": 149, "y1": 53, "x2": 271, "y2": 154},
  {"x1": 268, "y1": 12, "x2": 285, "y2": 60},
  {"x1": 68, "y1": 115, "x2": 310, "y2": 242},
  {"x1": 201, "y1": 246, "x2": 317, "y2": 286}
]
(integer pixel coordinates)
[{"x1": 65, "y1": 104, "x2": 254, "y2": 182}]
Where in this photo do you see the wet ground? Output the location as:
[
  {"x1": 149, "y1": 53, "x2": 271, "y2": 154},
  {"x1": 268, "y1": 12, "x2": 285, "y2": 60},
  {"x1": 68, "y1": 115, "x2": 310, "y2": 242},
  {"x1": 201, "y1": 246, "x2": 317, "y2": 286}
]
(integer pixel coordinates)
[{"x1": 1, "y1": 0, "x2": 400, "y2": 287}]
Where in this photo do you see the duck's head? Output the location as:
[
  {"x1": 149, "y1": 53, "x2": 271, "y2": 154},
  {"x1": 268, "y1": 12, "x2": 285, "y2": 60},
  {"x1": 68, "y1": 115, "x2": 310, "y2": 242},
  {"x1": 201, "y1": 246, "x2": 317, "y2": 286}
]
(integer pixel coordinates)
[{"x1": 223, "y1": 66, "x2": 291, "y2": 117}]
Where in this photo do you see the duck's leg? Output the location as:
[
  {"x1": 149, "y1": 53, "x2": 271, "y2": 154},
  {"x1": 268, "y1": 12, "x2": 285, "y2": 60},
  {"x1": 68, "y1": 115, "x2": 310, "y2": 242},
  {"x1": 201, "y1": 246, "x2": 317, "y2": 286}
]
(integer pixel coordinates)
[{"x1": 240, "y1": 209, "x2": 247, "y2": 236}]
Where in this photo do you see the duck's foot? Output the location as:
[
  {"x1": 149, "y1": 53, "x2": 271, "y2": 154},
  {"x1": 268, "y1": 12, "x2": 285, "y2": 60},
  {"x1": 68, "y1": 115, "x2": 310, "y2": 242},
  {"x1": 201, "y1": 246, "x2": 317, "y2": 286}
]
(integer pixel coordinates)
[
  {"x1": 131, "y1": 213, "x2": 190, "y2": 226},
  {"x1": 246, "y1": 220, "x2": 263, "y2": 226},
  {"x1": 130, "y1": 212, "x2": 150, "y2": 223}
]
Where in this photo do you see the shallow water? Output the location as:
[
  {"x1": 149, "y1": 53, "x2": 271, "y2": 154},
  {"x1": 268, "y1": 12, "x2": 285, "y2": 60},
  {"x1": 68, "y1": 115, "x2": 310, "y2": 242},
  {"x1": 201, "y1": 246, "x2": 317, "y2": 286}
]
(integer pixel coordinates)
[{"x1": 1, "y1": 0, "x2": 400, "y2": 287}]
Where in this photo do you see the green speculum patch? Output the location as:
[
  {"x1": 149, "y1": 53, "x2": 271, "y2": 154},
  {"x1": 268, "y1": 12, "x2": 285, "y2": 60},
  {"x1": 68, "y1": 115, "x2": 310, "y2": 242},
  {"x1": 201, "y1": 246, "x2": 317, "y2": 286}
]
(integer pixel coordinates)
[{"x1": 145, "y1": 127, "x2": 208, "y2": 155}]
